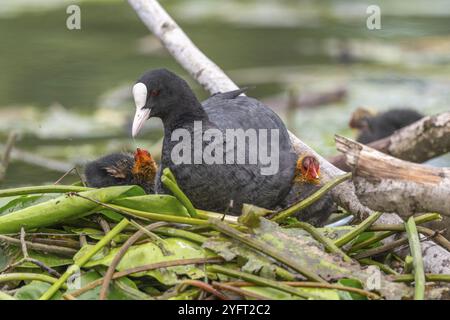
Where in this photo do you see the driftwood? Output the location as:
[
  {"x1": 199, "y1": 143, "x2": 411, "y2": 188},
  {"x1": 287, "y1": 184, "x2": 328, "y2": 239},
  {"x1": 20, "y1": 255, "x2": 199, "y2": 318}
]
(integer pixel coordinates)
[
  {"x1": 336, "y1": 135, "x2": 450, "y2": 217},
  {"x1": 127, "y1": 0, "x2": 450, "y2": 274},
  {"x1": 330, "y1": 112, "x2": 450, "y2": 171}
]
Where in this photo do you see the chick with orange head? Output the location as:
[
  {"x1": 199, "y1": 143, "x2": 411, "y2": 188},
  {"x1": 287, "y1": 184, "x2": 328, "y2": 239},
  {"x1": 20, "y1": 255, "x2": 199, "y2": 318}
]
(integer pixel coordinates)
[
  {"x1": 85, "y1": 148, "x2": 157, "y2": 194},
  {"x1": 280, "y1": 154, "x2": 336, "y2": 227}
]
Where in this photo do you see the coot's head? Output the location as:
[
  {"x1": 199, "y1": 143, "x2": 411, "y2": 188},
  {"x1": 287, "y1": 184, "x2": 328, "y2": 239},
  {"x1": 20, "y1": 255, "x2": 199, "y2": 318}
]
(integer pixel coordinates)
[
  {"x1": 131, "y1": 69, "x2": 199, "y2": 137},
  {"x1": 296, "y1": 155, "x2": 320, "y2": 184}
]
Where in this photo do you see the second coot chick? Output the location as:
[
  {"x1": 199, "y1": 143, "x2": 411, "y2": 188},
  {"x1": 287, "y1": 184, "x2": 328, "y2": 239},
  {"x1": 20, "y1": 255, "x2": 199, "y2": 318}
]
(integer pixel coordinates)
[
  {"x1": 84, "y1": 148, "x2": 157, "y2": 194},
  {"x1": 281, "y1": 155, "x2": 336, "y2": 226},
  {"x1": 349, "y1": 108, "x2": 450, "y2": 240},
  {"x1": 349, "y1": 107, "x2": 424, "y2": 143}
]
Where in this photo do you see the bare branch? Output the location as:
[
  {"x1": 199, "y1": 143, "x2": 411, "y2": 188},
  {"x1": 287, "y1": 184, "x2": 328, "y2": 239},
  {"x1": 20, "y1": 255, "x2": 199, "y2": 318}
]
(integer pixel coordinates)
[
  {"x1": 335, "y1": 135, "x2": 450, "y2": 217},
  {"x1": 330, "y1": 112, "x2": 450, "y2": 171}
]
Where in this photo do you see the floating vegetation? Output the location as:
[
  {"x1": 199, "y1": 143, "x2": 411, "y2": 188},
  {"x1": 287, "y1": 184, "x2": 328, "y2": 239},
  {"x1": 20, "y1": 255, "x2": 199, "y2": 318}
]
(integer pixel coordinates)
[{"x1": 0, "y1": 170, "x2": 448, "y2": 300}]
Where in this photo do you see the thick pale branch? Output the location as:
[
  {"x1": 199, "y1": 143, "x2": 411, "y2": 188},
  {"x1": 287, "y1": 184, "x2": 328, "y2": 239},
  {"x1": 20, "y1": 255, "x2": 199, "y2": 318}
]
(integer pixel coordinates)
[
  {"x1": 128, "y1": 0, "x2": 238, "y2": 94},
  {"x1": 336, "y1": 135, "x2": 450, "y2": 217},
  {"x1": 331, "y1": 112, "x2": 450, "y2": 171}
]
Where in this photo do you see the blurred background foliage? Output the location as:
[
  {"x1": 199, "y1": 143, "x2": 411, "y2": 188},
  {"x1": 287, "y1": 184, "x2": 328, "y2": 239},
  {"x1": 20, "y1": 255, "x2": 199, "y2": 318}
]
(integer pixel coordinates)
[{"x1": 0, "y1": 0, "x2": 449, "y2": 186}]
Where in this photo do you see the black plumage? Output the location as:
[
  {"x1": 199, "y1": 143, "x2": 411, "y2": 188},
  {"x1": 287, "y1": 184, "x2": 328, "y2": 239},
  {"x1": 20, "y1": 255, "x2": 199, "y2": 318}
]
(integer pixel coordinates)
[
  {"x1": 84, "y1": 150, "x2": 156, "y2": 194},
  {"x1": 350, "y1": 108, "x2": 424, "y2": 143},
  {"x1": 133, "y1": 69, "x2": 297, "y2": 214}
]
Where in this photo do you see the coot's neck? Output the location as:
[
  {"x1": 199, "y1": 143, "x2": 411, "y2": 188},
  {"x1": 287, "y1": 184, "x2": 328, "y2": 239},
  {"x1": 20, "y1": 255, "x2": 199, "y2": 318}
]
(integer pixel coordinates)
[{"x1": 162, "y1": 96, "x2": 211, "y2": 132}]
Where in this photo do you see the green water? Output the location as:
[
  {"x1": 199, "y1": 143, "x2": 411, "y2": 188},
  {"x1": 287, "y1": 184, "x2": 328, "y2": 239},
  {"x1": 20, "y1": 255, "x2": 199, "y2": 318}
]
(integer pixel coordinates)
[{"x1": 0, "y1": 0, "x2": 449, "y2": 186}]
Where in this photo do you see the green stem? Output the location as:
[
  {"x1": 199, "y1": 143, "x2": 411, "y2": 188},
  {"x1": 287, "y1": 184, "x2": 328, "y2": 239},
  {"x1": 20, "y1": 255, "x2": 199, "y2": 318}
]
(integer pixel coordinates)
[
  {"x1": 129, "y1": 220, "x2": 170, "y2": 255},
  {"x1": 0, "y1": 273, "x2": 65, "y2": 288},
  {"x1": 334, "y1": 212, "x2": 383, "y2": 248},
  {"x1": 291, "y1": 222, "x2": 352, "y2": 262},
  {"x1": 0, "y1": 185, "x2": 92, "y2": 197},
  {"x1": 353, "y1": 237, "x2": 409, "y2": 260},
  {"x1": 272, "y1": 172, "x2": 351, "y2": 222},
  {"x1": 196, "y1": 209, "x2": 239, "y2": 224},
  {"x1": 368, "y1": 224, "x2": 450, "y2": 252},
  {"x1": 161, "y1": 174, "x2": 197, "y2": 218},
  {"x1": 349, "y1": 213, "x2": 441, "y2": 253},
  {"x1": 274, "y1": 266, "x2": 299, "y2": 281},
  {"x1": 103, "y1": 204, "x2": 209, "y2": 226},
  {"x1": 209, "y1": 218, "x2": 325, "y2": 283},
  {"x1": 154, "y1": 227, "x2": 208, "y2": 244},
  {"x1": 359, "y1": 258, "x2": 399, "y2": 275},
  {"x1": 39, "y1": 218, "x2": 130, "y2": 300},
  {"x1": 405, "y1": 217, "x2": 425, "y2": 300},
  {"x1": 207, "y1": 265, "x2": 318, "y2": 299},
  {"x1": 393, "y1": 274, "x2": 450, "y2": 283},
  {"x1": 162, "y1": 167, "x2": 177, "y2": 183}
]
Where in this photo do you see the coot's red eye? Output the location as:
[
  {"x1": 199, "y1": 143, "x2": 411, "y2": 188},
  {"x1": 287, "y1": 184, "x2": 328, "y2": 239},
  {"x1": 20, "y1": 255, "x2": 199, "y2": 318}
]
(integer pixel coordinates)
[{"x1": 150, "y1": 89, "x2": 160, "y2": 97}]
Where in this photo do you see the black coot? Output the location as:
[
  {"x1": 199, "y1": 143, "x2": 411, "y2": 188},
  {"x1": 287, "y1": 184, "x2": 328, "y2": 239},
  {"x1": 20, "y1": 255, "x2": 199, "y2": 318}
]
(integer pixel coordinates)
[{"x1": 131, "y1": 69, "x2": 297, "y2": 214}]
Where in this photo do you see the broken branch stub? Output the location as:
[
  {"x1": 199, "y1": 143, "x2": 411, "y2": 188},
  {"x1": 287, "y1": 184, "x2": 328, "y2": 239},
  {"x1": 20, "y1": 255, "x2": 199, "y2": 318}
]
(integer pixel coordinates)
[
  {"x1": 330, "y1": 112, "x2": 450, "y2": 171},
  {"x1": 335, "y1": 135, "x2": 450, "y2": 218}
]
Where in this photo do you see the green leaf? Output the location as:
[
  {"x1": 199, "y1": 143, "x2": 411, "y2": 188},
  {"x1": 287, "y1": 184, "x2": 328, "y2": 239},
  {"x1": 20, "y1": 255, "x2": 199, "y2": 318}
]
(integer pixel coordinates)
[
  {"x1": 243, "y1": 286, "x2": 340, "y2": 300},
  {"x1": 98, "y1": 209, "x2": 124, "y2": 222},
  {"x1": 249, "y1": 218, "x2": 411, "y2": 300},
  {"x1": 0, "y1": 194, "x2": 59, "y2": 217},
  {"x1": 112, "y1": 194, "x2": 191, "y2": 217},
  {"x1": 337, "y1": 279, "x2": 367, "y2": 300},
  {"x1": 15, "y1": 281, "x2": 62, "y2": 300},
  {"x1": 83, "y1": 238, "x2": 211, "y2": 285},
  {"x1": 0, "y1": 246, "x2": 9, "y2": 270},
  {"x1": 65, "y1": 270, "x2": 148, "y2": 300},
  {"x1": 66, "y1": 227, "x2": 129, "y2": 243},
  {"x1": 0, "y1": 185, "x2": 145, "y2": 234},
  {"x1": 203, "y1": 238, "x2": 276, "y2": 278},
  {"x1": 20, "y1": 250, "x2": 73, "y2": 268}
]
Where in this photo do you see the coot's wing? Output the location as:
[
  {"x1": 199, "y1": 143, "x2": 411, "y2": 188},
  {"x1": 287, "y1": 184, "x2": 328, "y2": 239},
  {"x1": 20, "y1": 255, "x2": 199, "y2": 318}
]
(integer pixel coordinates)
[{"x1": 202, "y1": 93, "x2": 297, "y2": 208}]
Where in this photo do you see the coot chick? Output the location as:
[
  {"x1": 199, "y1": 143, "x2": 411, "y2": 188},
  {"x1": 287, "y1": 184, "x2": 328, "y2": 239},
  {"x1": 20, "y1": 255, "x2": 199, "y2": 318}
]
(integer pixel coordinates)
[
  {"x1": 131, "y1": 69, "x2": 297, "y2": 214},
  {"x1": 84, "y1": 148, "x2": 157, "y2": 193},
  {"x1": 281, "y1": 155, "x2": 336, "y2": 226},
  {"x1": 349, "y1": 107, "x2": 424, "y2": 144},
  {"x1": 349, "y1": 108, "x2": 450, "y2": 239}
]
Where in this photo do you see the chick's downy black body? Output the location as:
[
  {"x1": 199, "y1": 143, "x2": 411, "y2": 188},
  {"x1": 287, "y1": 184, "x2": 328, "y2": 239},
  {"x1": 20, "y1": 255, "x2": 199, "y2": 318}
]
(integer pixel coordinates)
[
  {"x1": 84, "y1": 152, "x2": 155, "y2": 194},
  {"x1": 133, "y1": 69, "x2": 297, "y2": 214},
  {"x1": 353, "y1": 108, "x2": 424, "y2": 144}
]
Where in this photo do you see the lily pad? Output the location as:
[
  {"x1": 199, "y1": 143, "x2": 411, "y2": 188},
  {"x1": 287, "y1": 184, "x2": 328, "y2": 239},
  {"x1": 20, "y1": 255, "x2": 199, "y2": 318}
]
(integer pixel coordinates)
[{"x1": 82, "y1": 238, "x2": 213, "y2": 285}]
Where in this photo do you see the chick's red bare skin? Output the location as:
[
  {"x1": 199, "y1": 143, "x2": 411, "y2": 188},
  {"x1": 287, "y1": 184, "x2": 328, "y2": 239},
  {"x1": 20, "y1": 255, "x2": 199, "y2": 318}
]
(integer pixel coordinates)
[
  {"x1": 132, "y1": 148, "x2": 158, "y2": 184},
  {"x1": 296, "y1": 155, "x2": 320, "y2": 184},
  {"x1": 280, "y1": 154, "x2": 336, "y2": 227}
]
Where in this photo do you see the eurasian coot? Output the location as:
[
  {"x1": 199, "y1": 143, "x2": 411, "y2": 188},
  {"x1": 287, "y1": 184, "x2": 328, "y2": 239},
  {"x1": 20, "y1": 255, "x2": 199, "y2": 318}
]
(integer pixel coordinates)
[
  {"x1": 84, "y1": 148, "x2": 157, "y2": 193},
  {"x1": 131, "y1": 68, "x2": 297, "y2": 214}
]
